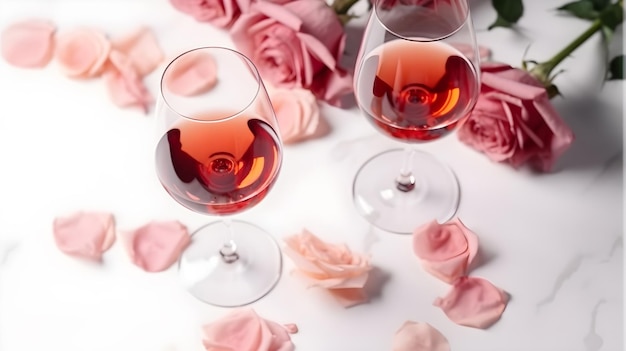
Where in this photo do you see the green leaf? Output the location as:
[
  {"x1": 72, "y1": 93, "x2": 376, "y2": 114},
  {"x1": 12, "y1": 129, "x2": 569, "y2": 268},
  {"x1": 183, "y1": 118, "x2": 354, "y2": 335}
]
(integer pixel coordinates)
[
  {"x1": 590, "y1": 0, "x2": 611, "y2": 10},
  {"x1": 557, "y1": 1, "x2": 598, "y2": 20},
  {"x1": 598, "y1": 2, "x2": 624, "y2": 31},
  {"x1": 488, "y1": 15, "x2": 514, "y2": 30},
  {"x1": 607, "y1": 55, "x2": 623, "y2": 80},
  {"x1": 489, "y1": 0, "x2": 524, "y2": 30}
]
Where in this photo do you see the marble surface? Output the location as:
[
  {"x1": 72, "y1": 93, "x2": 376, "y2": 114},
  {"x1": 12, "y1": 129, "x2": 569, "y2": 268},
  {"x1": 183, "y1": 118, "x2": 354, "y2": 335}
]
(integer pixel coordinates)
[{"x1": 0, "y1": 0, "x2": 623, "y2": 350}]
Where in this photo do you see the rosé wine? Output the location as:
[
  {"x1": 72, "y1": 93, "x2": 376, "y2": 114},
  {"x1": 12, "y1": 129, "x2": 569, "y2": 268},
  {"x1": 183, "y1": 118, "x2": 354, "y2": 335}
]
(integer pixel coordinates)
[
  {"x1": 155, "y1": 115, "x2": 281, "y2": 215},
  {"x1": 356, "y1": 39, "x2": 479, "y2": 142}
]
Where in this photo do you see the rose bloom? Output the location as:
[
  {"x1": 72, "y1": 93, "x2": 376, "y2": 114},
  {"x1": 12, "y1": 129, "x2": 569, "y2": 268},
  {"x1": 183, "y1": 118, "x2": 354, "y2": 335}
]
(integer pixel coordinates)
[
  {"x1": 202, "y1": 308, "x2": 296, "y2": 351},
  {"x1": 169, "y1": 0, "x2": 248, "y2": 28},
  {"x1": 267, "y1": 86, "x2": 328, "y2": 144},
  {"x1": 230, "y1": 0, "x2": 353, "y2": 106},
  {"x1": 283, "y1": 229, "x2": 371, "y2": 307},
  {"x1": 457, "y1": 62, "x2": 574, "y2": 172},
  {"x1": 412, "y1": 217, "x2": 478, "y2": 284}
]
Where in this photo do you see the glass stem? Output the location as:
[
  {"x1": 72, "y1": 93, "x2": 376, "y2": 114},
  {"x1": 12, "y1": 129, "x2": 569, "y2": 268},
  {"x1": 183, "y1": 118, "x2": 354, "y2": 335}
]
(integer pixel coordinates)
[
  {"x1": 219, "y1": 217, "x2": 239, "y2": 263},
  {"x1": 395, "y1": 147, "x2": 416, "y2": 192}
]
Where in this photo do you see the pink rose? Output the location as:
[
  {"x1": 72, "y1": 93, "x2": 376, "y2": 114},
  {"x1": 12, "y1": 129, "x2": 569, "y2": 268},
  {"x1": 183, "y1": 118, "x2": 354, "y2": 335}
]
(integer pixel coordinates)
[
  {"x1": 54, "y1": 27, "x2": 111, "y2": 78},
  {"x1": 201, "y1": 308, "x2": 297, "y2": 351},
  {"x1": 268, "y1": 86, "x2": 328, "y2": 144},
  {"x1": 457, "y1": 62, "x2": 574, "y2": 172},
  {"x1": 412, "y1": 217, "x2": 478, "y2": 284},
  {"x1": 392, "y1": 321, "x2": 450, "y2": 351},
  {"x1": 230, "y1": 0, "x2": 353, "y2": 106},
  {"x1": 169, "y1": 0, "x2": 250, "y2": 28},
  {"x1": 283, "y1": 229, "x2": 372, "y2": 307},
  {"x1": 1, "y1": 19, "x2": 56, "y2": 68},
  {"x1": 434, "y1": 276, "x2": 508, "y2": 329}
]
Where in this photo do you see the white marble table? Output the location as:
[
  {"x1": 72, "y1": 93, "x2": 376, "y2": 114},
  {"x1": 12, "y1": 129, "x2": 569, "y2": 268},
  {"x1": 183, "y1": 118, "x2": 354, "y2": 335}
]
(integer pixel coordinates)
[{"x1": 0, "y1": 1, "x2": 622, "y2": 350}]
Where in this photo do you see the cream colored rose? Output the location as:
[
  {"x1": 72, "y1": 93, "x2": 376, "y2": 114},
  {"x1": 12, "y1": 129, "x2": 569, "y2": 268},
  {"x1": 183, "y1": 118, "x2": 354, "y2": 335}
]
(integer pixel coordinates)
[
  {"x1": 283, "y1": 229, "x2": 371, "y2": 307},
  {"x1": 54, "y1": 27, "x2": 111, "y2": 78},
  {"x1": 268, "y1": 87, "x2": 328, "y2": 144}
]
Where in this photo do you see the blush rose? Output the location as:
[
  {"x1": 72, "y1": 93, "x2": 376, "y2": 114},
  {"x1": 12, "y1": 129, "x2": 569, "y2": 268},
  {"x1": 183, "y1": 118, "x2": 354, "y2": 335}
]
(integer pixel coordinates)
[
  {"x1": 230, "y1": 0, "x2": 353, "y2": 106},
  {"x1": 267, "y1": 86, "x2": 328, "y2": 144},
  {"x1": 169, "y1": 0, "x2": 250, "y2": 28},
  {"x1": 201, "y1": 308, "x2": 296, "y2": 351},
  {"x1": 412, "y1": 217, "x2": 478, "y2": 284},
  {"x1": 457, "y1": 62, "x2": 574, "y2": 172},
  {"x1": 283, "y1": 229, "x2": 372, "y2": 307}
]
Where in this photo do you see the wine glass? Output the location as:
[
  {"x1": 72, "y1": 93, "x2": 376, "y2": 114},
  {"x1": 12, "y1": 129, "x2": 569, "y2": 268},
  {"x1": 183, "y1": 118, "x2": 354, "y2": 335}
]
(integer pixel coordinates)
[
  {"x1": 154, "y1": 47, "x2": 283, "y2": 307},
  {"x1": 352, "y1": 0, "x2": 480, "y2": 234}
]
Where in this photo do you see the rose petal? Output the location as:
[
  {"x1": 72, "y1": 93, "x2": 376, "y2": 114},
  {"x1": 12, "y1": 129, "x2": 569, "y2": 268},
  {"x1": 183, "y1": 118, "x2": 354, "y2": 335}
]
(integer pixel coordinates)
[
  {"x1": 54, "y1": 27, "x2": 111, "y2": 78},
  {"x1": 392, "y1": 321, "x2": 450, "y2": 351},
  {"x1": 103, "y1": 50, "x2": 153, "y2": 113},
  {"x1": 163, "y1": 49, "x2": 217, "y2": 96},
  {"x1": 120, "y1": 220, "x2": 190, "y2": 272},
  {"x1": 53, "y1": 211, "x2": 116, "y2": 261},
  {"x1": 202, "y1": 308, "x2": 296, "y2": 351},
  {"x1": 110, "y1": 27, "x2": 164, "y2": 76},
  {"x1": 412, "y1": 218, "x2": 479, "y2": 284},
  {"x1": 434, "y1": 276, "x2": 508, "y2": 329},
  {"x1": 1, "y1": 19, "x2": 56, "y2": 68}
]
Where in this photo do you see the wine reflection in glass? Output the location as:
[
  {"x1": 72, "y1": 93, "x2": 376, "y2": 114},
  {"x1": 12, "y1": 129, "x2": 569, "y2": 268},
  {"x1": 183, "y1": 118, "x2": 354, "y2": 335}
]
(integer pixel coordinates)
[
  {"x1": 353, "y1": 0, "x2": 481, "y2": 234},
  {"x1": 154, "y1": 47, "x2": 283, "y2": 307}
]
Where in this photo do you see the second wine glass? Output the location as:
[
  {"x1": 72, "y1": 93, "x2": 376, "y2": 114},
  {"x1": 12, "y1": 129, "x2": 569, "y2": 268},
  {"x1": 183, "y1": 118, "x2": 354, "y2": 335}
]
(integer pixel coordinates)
[
  {"x1": 154, "y1": 47, "x2": 283, "y2": 307},
  {"x1": 353, "y1": 0, "x2": 480, "y2": 234}
]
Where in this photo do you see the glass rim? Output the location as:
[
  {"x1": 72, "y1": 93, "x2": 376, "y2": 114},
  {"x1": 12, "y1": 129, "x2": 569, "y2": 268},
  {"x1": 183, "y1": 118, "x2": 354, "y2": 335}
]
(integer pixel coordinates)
[
  {"x1": 372, "y1": 0, "x2": 469, "y2": 42},
  {"x1": 159, "y1": 46, "x2": 263, "y2": 123}
]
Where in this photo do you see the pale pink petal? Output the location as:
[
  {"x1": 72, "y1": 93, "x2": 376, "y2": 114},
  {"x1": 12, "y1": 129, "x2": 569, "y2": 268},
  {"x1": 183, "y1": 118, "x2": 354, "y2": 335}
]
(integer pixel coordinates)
[
  {"x1": 1, "y1": 19, "x2": 56, "y2": 68},
  {"x1": 434, "y1": 277, "x2": 508, "y2": 329},
  {"x1": 103, "y1": 50, "x2": 153, "y2": 113},
  {"x1": 54, "y1": 27, "x2": 111, "y2": 78},
  {"x1": 120, "y1": 220, "x2": 190, "y2": 272},
  {"x1": 202, "y1": 308, "x2": 295, "y2": 351},
  {"x1": 53, "y1": 211, "x2": 116, "y2": 261},
  {"x1": 252, "y1": 1, "x2": 302, "y2": 30},
  {"x1": 392, "y1": 321, "x2": 450, "y2": 351},
  {"x1": 110, "y1": 27, "x2": 164, "y2": 76},
  {"x1": 163, "y1": 50, "x2": 217, "y2": 96}
]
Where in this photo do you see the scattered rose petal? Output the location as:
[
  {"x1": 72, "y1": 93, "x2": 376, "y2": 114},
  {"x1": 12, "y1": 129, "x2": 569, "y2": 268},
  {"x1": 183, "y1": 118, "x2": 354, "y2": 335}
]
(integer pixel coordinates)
[
  {"x1": 202, "y1": 308, "x2": 296, "y2": 351},
  {"x1": 412, "y1": 218, "x2": 479, "y2": 284},
  {"x1": 392, "y1": 321, "x2": 450, "y2": 351},
  {"x1": 110, "y1": 27, "x2": 164, "y2": 76},
  {"x1": 268, "y1": 86, "x2": 329, "y2": 144},
  {"x1": 283, "y1": 229, "x2": 372, "y2": 307},
  {"x1": 120, "y1": 220, "x2": 190, "y2": 272},
  {"x1": 54, "y1": 27, "x2": 111, "y2": 78},
  {"x1": 1, "y1": 19, "x2": 56, "y2": 68},
  {"x1": 52, "y1": 211, "x2": 116, "y2": 261},
  {"x1": 103, "y1": 50, "x2": 153, "y2": 113},
  {"x1": 163, "y1": 49, "x2": 217, "y2": 96},
  {"x1": 434, "y1": 276, "x2": 508, "y2": 329}
]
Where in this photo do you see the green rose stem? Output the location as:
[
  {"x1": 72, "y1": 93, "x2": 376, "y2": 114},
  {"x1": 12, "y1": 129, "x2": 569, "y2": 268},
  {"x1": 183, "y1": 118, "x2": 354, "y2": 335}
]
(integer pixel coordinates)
[{"x1": 528, "y1": 0, "x2": 624, "y2": 98}]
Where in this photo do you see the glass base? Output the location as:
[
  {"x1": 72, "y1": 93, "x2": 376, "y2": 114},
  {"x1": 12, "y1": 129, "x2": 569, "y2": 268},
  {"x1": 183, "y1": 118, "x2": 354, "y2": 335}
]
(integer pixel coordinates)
[
  {"x1": 177, "y1": 219, "x2": 282, "y2": 307},
  {"x1": 352, "y1": 148, "x2": 459, "y2": 234}
]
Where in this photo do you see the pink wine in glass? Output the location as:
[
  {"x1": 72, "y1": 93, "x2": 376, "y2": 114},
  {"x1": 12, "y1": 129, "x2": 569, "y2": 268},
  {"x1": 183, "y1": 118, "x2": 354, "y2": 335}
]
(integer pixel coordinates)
[
  {"x1": 155, "y1": 115, "x2": 281, "y2": 215},
  {"x1": 356, "y1": 40, "x2": 479, "y2": 142}
]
